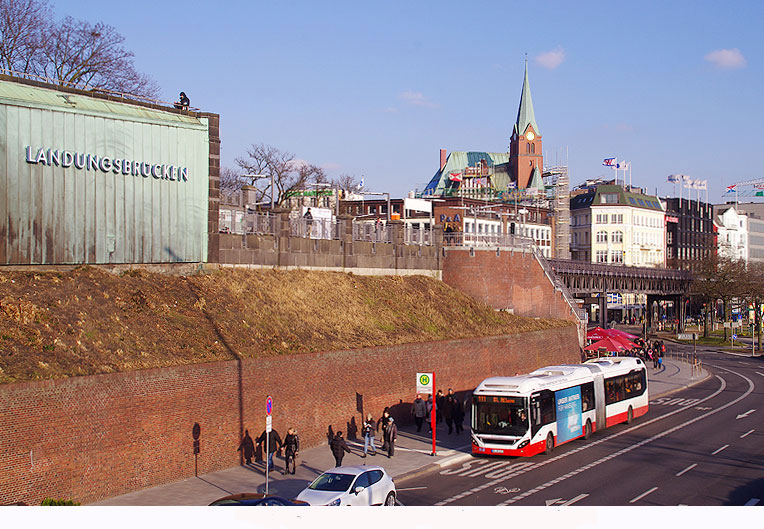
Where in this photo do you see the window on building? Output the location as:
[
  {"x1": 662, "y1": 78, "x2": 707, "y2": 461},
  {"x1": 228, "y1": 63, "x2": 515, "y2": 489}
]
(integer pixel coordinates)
[
  {"x1": 612, "y1": 231, "x2": 623, "y2": 243},
  {"x1": 601, "y1": 193, "x2": 619, "y2": 204},
  {"x1": 611, "y1": 250, "x2": 624, "y2": 263},
  {"x1": 596, "y1": 231, "x2": 608, "y2": 243},
  {"x1": 596, "y1": 250, "x2": 608, "y2": 263}
]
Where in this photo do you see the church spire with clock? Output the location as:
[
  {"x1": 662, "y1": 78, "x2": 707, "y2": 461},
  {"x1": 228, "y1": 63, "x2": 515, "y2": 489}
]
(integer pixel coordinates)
[{"x1": 509, "y1": 61, "x2": 543, "y2": 190}]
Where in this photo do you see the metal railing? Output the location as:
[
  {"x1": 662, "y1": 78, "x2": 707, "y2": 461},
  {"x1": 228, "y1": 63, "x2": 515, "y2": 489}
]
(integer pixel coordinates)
[
  {"x1": 402, "y1": 225, "x2": 434, "y2": 246},
  {"x1": 532, "y1": 244, "x2": 587, "y2": 321},
  {"x1": 353, "y1": 222, "x2": 392, "y2": 243},
  {"x1": 665, "y1": 351, "x2": 703, "y2": 378},
  {"x1": 290, "y1": 217, "x2": 344, "y2": 240}
]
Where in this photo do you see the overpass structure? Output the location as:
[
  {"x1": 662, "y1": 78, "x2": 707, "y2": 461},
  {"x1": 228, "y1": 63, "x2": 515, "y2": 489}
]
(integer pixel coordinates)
[{"x1": 548, "y1": 259, "x2": 693, "y2": 331}]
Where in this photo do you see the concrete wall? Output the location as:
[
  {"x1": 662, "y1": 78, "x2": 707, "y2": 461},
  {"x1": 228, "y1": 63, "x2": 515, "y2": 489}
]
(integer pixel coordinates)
[
  {"x1": 0, "y1": 326, "x2": 579, "y2": 505},
  {"x1": 216, "y1": 214, "x2": 443, "y2": 276}
]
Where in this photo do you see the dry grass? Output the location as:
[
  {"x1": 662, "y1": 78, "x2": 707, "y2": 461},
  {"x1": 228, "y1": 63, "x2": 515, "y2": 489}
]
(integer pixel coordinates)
[{"x1": 0, "y1": 267, "x2": 572, "y2": 384}]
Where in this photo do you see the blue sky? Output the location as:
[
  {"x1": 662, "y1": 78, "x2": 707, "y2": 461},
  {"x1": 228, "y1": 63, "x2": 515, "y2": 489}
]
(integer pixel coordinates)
[{"x1": 57, "y1": 0, "x2": 764, "y2": 201}]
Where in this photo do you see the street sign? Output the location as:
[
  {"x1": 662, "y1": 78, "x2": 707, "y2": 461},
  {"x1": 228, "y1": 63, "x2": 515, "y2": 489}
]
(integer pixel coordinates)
[
  {"x1": 265, "y1": 415, "x2": 272, "y2": 433},
  {"x1": 266, "y1": 395, "x2": 273, "y2": 416},
  {"x1": 733, "y1": 333, "x2": 738, "y2": 340},
  {"x1": 416, "y1": 372, "x2": 433, "y2": 394}
]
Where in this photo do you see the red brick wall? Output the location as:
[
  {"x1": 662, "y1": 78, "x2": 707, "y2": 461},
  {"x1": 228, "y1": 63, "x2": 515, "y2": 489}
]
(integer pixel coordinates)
[
  {"x1": 0, "y1": 326, "x2": 578, "y2": 505},
  {"x1": 443, "y1": 248, "x2": 578, "y2": 323}
]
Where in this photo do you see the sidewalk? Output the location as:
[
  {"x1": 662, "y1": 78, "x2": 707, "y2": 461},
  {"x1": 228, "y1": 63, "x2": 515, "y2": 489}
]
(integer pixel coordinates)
[{"x1": 91, "y1": 358, "x2": 709, "y2": 505}]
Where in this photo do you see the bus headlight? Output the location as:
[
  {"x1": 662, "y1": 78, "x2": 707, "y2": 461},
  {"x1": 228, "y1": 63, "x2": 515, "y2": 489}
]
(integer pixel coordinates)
[{"x1": 518, "y1": 440, "x2": 529, "y2": 449}]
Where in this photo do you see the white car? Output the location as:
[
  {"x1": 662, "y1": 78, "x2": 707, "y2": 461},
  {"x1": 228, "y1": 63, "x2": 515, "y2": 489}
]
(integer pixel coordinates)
[{"x1": 296, "y1": 465, "x2": 396, "y2": 506}]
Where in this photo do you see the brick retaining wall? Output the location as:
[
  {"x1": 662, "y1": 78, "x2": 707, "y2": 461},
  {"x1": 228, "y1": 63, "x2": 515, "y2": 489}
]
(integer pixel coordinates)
[{"x1": 0, "y1": 326, "x2": 578, "y2": 505}]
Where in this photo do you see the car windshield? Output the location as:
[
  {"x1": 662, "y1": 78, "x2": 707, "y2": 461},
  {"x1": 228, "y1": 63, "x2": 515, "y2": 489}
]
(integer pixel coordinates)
[
  {"x1": 474, "y1": 397, "x2": 529, "y2": 436},
  {"x1": 308, "y1": 472, "x2": 355, "y2": 492}
]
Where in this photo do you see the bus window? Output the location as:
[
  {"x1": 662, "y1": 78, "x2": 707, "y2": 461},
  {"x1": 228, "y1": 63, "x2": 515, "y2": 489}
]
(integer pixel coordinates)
[
  {"x1": 530, "y1": 394, "x2": 542, "y2": 437},
  {"x1": 540, "y1": 390, "x2": 556, "y2": 425},
  {"x1": 581, "y1": 382, "x2": 595, "y2": 411}
]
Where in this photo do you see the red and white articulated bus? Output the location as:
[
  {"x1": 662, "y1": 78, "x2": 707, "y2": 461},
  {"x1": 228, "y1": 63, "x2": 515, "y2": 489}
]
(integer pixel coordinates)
[{"x1": 471, "y1": 357, "x2": 648, "y2": 457}]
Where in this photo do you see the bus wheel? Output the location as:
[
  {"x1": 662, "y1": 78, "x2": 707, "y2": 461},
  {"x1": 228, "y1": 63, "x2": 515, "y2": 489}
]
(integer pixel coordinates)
[
  {"x1": 626, "y1": 406, "x2": 634, "y2": 424},
  {"x1": 544, "y1": 433, "x2": 555, "y2": 454},
  {"x1": 584, "y1": 419, "x2": 592, "y2": 440}
]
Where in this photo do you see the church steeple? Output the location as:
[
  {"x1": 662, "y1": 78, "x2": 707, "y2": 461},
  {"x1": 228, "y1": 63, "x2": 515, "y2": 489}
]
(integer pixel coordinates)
[
  {"x1": 509, "y1": 60, "x2": 543, "y2": 190},
  {"x1": 514, "y1": 60, "x2": 540, "y2": 138}
]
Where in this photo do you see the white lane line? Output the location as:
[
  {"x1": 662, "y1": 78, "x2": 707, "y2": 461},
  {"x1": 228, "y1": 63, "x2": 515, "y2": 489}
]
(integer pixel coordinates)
[
  {"x1": 745, "y1": 498, "x2": 760, "y2": 506},
  {"x1": 740, "y1": 429, "x2": 755, "y2": 438},
  {"x1": 561, "y1": 493, "x2": 589, "y2": 506},
  {"x1": 435, "y1": 376, "x2": 730, "y2": 506},
  {"x1": 756, "y1": 372, "x2": 764, "y2": 377},
  {"x1": 495, "y1": 367, "x2": 756, "y2": 507},
  {"x1": 712, "y1": 444, "x2": 729, "y2": 455},
  {"x1": 675, "y1": 463, "x2": 697, "y2": 477},
  {"x1": 630, "y1": 487, "x2": 658, "y2": 504},
  {"x1": 396, "y1": 486, "x2": 427, "y2": 491}
]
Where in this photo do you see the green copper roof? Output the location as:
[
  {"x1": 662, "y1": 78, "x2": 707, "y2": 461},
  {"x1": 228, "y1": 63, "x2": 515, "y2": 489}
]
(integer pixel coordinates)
[
  {"x1": 0, "y1": 79, "x2": 205, "y2": 128},
  {"x1": 528, "y1": 166, "x2": 544, "y2": 191},
  {"x1": 514, "y1": 62, "x2": 540, "y2": 137},
  {"x1": 423, "y1": 151, "x2": 510, "y2": 196}
]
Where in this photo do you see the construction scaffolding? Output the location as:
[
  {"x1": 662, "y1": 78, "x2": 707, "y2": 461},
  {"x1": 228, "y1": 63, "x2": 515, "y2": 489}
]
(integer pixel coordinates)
[{"x1": 543, "y1": 166, "x2": 571, "y2": 260}]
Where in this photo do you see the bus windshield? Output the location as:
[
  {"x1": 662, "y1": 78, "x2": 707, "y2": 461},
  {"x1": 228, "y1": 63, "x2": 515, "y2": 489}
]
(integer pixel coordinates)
[{"x1": 473, "y1": 396, "x2": 529, "y2": 437}]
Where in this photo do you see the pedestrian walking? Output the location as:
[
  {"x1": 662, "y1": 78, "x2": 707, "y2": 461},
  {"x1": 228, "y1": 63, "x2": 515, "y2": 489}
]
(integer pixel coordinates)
[
  {"x1": 426, "y1": 395, "x2": 433, "y2": 433},
  {"x1": 454, "y1": 395, "x2": 465, "y2": 434},
  {"x1": 435, "y1": 390, "x2": 445, "y2": 425},
  {"x1": 384, "y1": 417, "x2": 398, "y2": 458},
  {"x1": 444, "y1": 388, "x2": 456, "y2": 434},
  {"x1": 257, "y1": 428, "x2": 282, "y2": 473},
  {"x1": 237, "y1": 429, "x2": 255, "y2": 465},
  {"x1": 282, "y1": 427, "x2": 300, "y2": 475},
  {"x1": 362, "y1": 413, "x2": 377, "y2": 457},
  {"x1": 330, "y1": 431, "x2": 351, "y2": 467},
  {"x1": 411, "y1": 393, "x2": 428, "y2": 432},
  {"x1": 377, "y1": 407, "x2": 391, "y2": 451}
]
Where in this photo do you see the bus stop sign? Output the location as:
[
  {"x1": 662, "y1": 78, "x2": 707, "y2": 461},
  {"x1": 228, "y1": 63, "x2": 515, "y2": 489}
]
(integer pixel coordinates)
[{"x1": 416, "y1": 373, "x2": 433, "y2": 394}]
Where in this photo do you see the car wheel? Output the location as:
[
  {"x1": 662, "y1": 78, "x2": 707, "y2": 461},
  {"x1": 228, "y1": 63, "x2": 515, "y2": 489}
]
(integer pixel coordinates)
[
  {"x1": 584, "y1": 419, "x2": 592, "y2": 440},
  {"x1": 544, "y1": 433, "x2": 554, "y2": 454},
  {"x1": 626, "y1": 406, "x2": 634, "y2": 424},
  {"x1": 384, "y1": 492, "x2": 396, "y2": 506}
]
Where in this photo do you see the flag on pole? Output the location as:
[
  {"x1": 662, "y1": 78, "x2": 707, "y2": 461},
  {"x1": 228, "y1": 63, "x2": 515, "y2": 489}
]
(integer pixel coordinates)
[
  {"x1": 617, "y1": 161, "x2": 630, "y2": 169},
  {"x1": 695, "y1": 180, "x2": 707, "y2": 190},
  {"x1": 603, "y1": 158, "x2": 616, "y2": 167},
  {"x1": 358, "y1": 177, "x2": 365, "y2": 189},
  {"x1": 667, "y1": 174, "x2": 680, "y2": 183},
  {"x1": 726, "y1": 184, "x2": 737, "y2": 193}
]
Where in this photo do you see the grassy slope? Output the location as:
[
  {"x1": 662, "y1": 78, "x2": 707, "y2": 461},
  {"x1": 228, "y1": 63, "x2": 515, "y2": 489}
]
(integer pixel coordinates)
[{"x1": 0, "y1": 267, "x2": 572, "y2": 384}]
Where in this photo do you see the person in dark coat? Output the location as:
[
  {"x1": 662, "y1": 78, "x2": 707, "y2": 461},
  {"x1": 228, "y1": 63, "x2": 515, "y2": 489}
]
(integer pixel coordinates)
[
  {"x1": 435, "y1": 390, "x2": 445, "y2": 425},
  {"x1": 330, "y1": 431, "x2": 352, "y2": 467},
  {"x1": 257, "y1": 428, "x2": 282, "y2": 473},
  {"x1": 283, "y1": 427, "x2": 300, "y2": 475},
  {"x1": 411, "y1": 393, "x2": 428, "y2": 432},
  {"x1": 453, "y1": 395, "x2": 465, "y2": 434},
  {"x1": 384, "y1": 417, "x2": 398, "y2": 458},
  {"x1": 377, "y1": 407, "x2": 391, "y2": 451},
  {"x1": 237, "y1": 429, "x2": 255, "y2": 465},
  {"x1": 444, "y1": 388, "x2": 456, "y2": 434}
]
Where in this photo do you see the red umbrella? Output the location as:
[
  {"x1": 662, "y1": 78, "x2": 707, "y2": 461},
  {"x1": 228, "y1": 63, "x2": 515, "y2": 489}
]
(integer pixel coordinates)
[
  {"x1": 606, "y1": 334, "x2": 639, "y2": 349},
  {"x1": 586, "y1": 327, "x2": 609, "y2": 341},
  {"x1": 605, "y1": 328, "x2": 639, "y2": 340},
  {"x1": 583, "y1": 337, "x2": 630, "y2": 353}
]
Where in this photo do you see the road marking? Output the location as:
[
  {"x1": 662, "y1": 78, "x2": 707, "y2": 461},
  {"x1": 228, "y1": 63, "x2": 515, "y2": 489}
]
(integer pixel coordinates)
[
  {"x1": 493, "y1": 368, "x2": 755, "y2": 507},
  {"x1": 396, "y1": 486, "x2": 427, "y2": 491},
  {"x1": 745, "y1": 498, "x2": 760, "y2": 506},
  {"x1": 712, "y1": 445, "x2": 729, "y2": 455},
  {"x1": 651, "y1": 397, "x2": 701, "y2": 407},
  {"x1": 630, "y1": 487, "x2": 658, "y2": 504},
  {"x1": 756, "y1": 372, "x2": 764, "y2": 377},
  {"x1": 740, "y1": 429, "x2": 755, "y2": 438},
  {"x1": 436, "y1": 375, "x2": 730, "y2": 506},
  {"x1": 495, "y1": 486, "x2": 520, "y2": 495},
  {"x1": 736, "y1": 409, "x2": 756, "y2": 419},
  {"x1": 561, "y1": 494, "x2": 589, "y2": 506},
  {"x1": 694, "y1": 407, "x2": 713, "y2": 410},
  {"x1": 675, "y1": 463, "x2": 697, "y2": 476}
]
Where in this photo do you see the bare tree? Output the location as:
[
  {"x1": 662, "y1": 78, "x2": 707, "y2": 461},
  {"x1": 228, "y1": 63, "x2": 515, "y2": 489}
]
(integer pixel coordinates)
[
  {"x1": 1, "y1": 2, "x2": 160, "y2": 98},
  {"x1": 332, "y1": 173, "x2": 360, "y2": 193},
  {"x1": 235, "y1": 143, "x2": 317, "y2": 208},
  {"x1": 220, "y1": 166, "x2": 245, "y2": 195},
  {"x1": 41, "y1": 17, "x2": 159, "y2": 97},
  {"x1": 0, "y1": 0, "x2": 51, "y2": 74}
]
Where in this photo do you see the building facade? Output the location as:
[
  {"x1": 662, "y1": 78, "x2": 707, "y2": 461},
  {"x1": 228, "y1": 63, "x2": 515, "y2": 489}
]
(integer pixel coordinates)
[
  {"x1": 570, "y1": 185, "x2": 665, "y2": 267},
  {"x1": 0, "y1": 75, "x2": 216, "y2": 265},
  {"x1": 663, "y1": 198, "x2": 715, "y2": 271},
  {"x1": 714, "y1": 205, "x2": 748, "y2": 261}
]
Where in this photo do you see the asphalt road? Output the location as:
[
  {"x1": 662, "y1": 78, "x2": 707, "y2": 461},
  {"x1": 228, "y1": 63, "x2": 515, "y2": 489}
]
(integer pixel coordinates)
[{"x1": 396, "y1": 345, "x2": 764, "y2": 506}]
